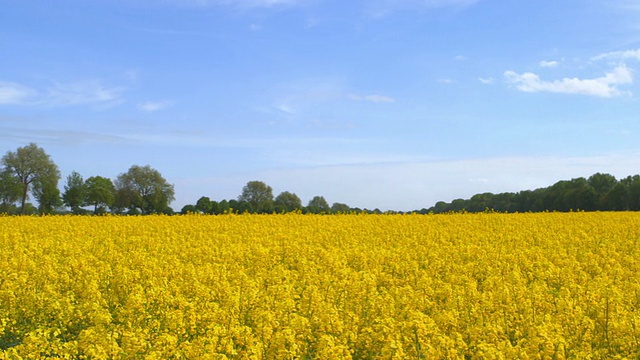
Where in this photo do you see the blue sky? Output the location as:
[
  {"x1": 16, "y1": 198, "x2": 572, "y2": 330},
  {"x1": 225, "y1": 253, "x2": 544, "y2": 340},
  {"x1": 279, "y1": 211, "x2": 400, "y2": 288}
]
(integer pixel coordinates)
[{"x1": 3, "y1": 0, "x2": 640, "y2": 211}]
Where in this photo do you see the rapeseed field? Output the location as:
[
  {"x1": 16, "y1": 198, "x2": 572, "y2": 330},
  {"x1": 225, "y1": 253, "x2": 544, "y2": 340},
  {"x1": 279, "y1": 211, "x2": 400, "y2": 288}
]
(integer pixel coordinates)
[{"x1": 1, "y1": 213, "x2": 639, "y2": 359}]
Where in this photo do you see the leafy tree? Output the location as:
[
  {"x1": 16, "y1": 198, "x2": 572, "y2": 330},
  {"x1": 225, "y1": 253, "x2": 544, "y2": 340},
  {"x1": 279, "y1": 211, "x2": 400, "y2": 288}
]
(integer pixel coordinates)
[
  {"x1": 238, "y1": 181, "x2": 274, "y2": 213},
  {"x1": 306, "y1": 196, "x2": 330, "y2": 214},
  {"x1": 588, "y1": 173, "x2": 617, "y2": 209},
  {"x1": 0, "y1": 169, "x2": 21, "y2": 213},
  {"x1": 62, "y1": 171, "x2": 86, "y2": 214},
  {"x1": 195, "y1": 196, "x2": 213, "y2": 214},
  {"x1": 33, "y1": 177, "x2": 62, "y2": 214},
  {"x1": 115, "y1": 165, "x2": 175, "y2": 214},
  {"x1": 181, "y1": 204, "x2": 198, "y2": 214},
  {"x1": 603, "y1": 183, "x2": 629, "y2": 211},
  {"x1": 1, "y1": 143, "x2": 60, "y2": 214},
  {"x1": 274, "y1": 191, "x2": 302, "y2": 213},
  {"x1": 85, "y1": 176, "x2": 116, "y2": 213},
  {"x1": 217, "y1": 199, "x2": 230, "y2": 214},
  {"x1": 331, "y1": 202, "x2": 351, "y2": 213}
]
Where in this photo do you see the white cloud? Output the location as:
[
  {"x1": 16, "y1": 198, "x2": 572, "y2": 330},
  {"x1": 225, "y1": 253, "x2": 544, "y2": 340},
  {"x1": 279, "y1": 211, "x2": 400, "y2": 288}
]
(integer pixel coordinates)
[
  {"x1": 0, "y1": 80, "x2": 123, "y2": 107},
  {"x1": 348, "y1": 93, "x2": 396, "y2": 103},
  {"x1": 437, "y1": 78, "x2": 455, "y2": 84},
  {"x1": 539, "y1": 60, "x2": 559, "y2": 68},
  {"x1": 478, "y1": 77, "x2": 495, "y2": 84},
  {"x1": 504, "y1": 65, "x2": 633, "y2": 97},
  {"x1": 367, "y1": 0, "x2": 479, "y2": 17},
  {"x1": 138, "y1": 100, "x2": 173, "y2": 112},
  {"x1": 411, "y1": 0, "x2": 479, "y2": 8},
  {"x1": 592, "y1": 48, "x2": 640, "y2": 62},
  {"x1": 46, "y1": 81, "x2": 124, "y2": 106},
  {"x1": 0, "y1": 82, "x2": 36, "y2": 105},
  {"x1": 174, "y1": 0, "x2": 301, "y2": 8}
]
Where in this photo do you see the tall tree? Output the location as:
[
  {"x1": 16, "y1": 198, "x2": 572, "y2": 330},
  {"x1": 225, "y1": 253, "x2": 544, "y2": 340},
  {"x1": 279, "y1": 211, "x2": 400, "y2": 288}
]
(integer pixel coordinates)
[
  {"x1": 307, "y1": 196, "x2": 330, "y2": 214},
  {"x1": 1, "y1": 143, "x2": 60, "y2": 214},
  {"x1": 238, "y1": 181, "x2": 274, "y2": 213},
  {"x1": 62, "y1": 171, "x2": 86, "y2": 214},
  {"x1": 0, "y1": 168, "x2": 21, "y2": 213},
  {"x1": 33, "y1": 177, "x2": 62, "y2": 214},
  {"x1": 331, "y1": 202, "x2": 351, "y2": 213},
  {"x1": 85, "y1": 176, "x2": 116, "y2": 213},
  {"x1": 274, "y1": 191, "x2": 302, "y2": 213},
  {"x1": 195, "y1": 196, "x2": 213, "y2": 214},
  {"x1": 115, "y1": 165, "x2": 175, "y2": 214}
]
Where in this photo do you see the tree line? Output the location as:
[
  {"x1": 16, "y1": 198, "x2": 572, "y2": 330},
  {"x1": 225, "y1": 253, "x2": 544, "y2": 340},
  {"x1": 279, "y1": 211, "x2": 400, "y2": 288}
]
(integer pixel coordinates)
[
  {"x1": 423, "y1": 172, "x2": 640, "y2": 213},
  {"x1": 180, "y1": 180, "x2": 359, "y2": 215},
  {"x1": 2, "y1": 143, "x2": 640, "y2": 215},
  {"x1": 0, "y1": 143, "x2": 358, "y2": 215},
  {"x1": 0, "y1": 143, "x2": 175, "y2": 215}
]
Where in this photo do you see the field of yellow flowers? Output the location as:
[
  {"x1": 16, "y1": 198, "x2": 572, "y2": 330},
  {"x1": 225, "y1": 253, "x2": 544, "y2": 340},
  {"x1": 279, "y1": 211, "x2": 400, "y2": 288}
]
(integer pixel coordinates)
[{"x1": 1, "y1": 212, "x2": 639, "y2": 359}]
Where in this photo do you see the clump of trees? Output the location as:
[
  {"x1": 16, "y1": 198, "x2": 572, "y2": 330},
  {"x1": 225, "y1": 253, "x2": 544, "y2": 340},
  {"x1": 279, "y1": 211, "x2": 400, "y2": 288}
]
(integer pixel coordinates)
[
  {"x1": 180, "y1": 180, "x2": 360, "y2": 215},
  {"x1": 1, "y1": 143, "x2": 174, "y2": 214},
  {"x1": 424, "y1": 173, "x2": 640, "y2": 213}
]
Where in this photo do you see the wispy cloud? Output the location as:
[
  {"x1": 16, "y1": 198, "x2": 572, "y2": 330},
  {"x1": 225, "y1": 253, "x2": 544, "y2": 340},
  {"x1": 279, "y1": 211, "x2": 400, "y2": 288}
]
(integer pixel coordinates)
[
  {"x1": 0, "y1": 126, "x2": 128, "y2": 145},
  {"x1": 45, "y1": 81, "x2": 124, "y2": 107},
  {"x1": 0, "y1": 80, "x2": 124, "y2": 107},
  {"x1": 348, "y1": 93, "x2": 396, "y2": 103},
  {"x1": 169, "y1": 0, "x2": 302, "y2": 8},
  {"x1": 539, "y1": 60, "x2": 559, "y2": 68},
  {"x1": 0, "y1": 82, "x2": 36, "y2": 105},
  {"x1": 592, "y1": 48, "x2": 640, "y2": 62},
  {"x1": 504, "y1": 65, "x2": 633, "y2": 97},
  {"x1": 478, "y1": 77, "x2": 495, "y2": 84},
  {"x1": 367, "y1": 0, "x2": 480, "y2": 17},
  {"x1": 138, "y1": 100, "x2": 174, "y2": 112}
]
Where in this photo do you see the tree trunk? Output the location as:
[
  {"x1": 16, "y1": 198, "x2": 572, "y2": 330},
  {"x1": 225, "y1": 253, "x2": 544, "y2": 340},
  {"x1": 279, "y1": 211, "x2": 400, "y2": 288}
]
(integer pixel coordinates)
[{"x1": 20, "y1": 182, "x2": 28, "y2": 214}]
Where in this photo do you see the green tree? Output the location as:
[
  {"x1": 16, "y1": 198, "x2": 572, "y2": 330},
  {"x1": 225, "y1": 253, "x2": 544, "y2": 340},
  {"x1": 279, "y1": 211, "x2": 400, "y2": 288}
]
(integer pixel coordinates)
[
  {"x1": 331, "y1": 202, "x2": 351, "y2": 213},
  {"x1": 0, "y1": 169, "x2": 22, "y2": 213},
  {"x1": 85, "y1": 176, "x2": 116, "y2": 214},
  {"x1": 62, "y1": 171, "x2": 86, "y2": 214},
  {"x1": 115, "y1": 165, "x2": 175, "y2": 214},
  {"x1": 274, "y1": 191, "x2": 302, "y2": 213},
  {"x1": 588, "y1": 173, "x2": 618, "y2": 209},
  {"x1": 1, "y1": 143, "x2": 60, "y2": 214},
  {"x1": 603, "y1": 182, "x2": 629, "y2": 211},
  {"x1": 306, "y1": 196, "x2": 330, "y2": 214},
  {"x1": 33, "y1": 177, "x2": 62, "y2": 214},
  {"x1": 238, "y1": 181, "x2": 274, "y2": 213},
  {"x1": 181, "y1": 204, "x2": 198, "y2": 214},
  {"x1": 195, "y1": 196, "x2": 213, "y2": 214}
]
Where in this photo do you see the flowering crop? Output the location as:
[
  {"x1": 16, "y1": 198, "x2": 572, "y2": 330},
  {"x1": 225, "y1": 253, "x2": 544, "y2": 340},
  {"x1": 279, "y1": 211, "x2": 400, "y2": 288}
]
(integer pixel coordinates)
[{"x1": 1, "y1": 213, "x2": 639, "y2": 359}]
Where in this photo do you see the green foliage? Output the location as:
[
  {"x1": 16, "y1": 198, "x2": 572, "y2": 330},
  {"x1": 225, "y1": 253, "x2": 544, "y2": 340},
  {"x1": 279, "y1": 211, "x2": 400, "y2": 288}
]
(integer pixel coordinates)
[
  {"x1": 238, "y1": 181, "x2": 274, "y2": 213},
  {"x1": 62, "y1": 171, "x2": 86, "y2": 214},
  {"x1": 306, "y1": 195, "x2": 330, "y2": 214},
  {"x1": 427, "y1": 173, "x2": 640, "y2": 213},
  {"x1": 115, "y1": 165, "x2": 175, "y2": 214},
  {"x1": 84, "y1": 176, "x2": 116, "y2": 213},
  {"x1": 1, "y1": 143, "x2": 61, "y2": 214},
  {"x1": 274, "y1": 191, "x2": 302, "y2": 213}
]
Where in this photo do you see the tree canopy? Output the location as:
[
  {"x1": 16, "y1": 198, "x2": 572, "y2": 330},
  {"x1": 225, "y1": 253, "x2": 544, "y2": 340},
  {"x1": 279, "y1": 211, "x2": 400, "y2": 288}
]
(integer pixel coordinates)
[
  {"x1": 1, "y1": 143, "x2": 60, "y2": 214},
  {"x1": 115, "y1": 165, "x2": 175, "y2": 214}
]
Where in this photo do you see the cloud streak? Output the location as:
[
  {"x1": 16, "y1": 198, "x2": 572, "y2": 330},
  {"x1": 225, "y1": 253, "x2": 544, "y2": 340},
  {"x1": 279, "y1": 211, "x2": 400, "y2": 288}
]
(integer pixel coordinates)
[
  {"x1": 138, "y1": 100, "x2": 173, "y2": 112},
  {"x1": 0, "y1": 79, "x2": 124, "y2": 107},
  {"x1": 0, "y1": 82, "x2": 36, "y2": 105},
  {"x1": 504, "y1": 65, "x2": 633, "y2": 97},
  {"x1": 592, "y1": 48, "x2": 640, "y2": 62},
  {"x1": 170, "y1": 0, "x2": 301, "y2": 8}
]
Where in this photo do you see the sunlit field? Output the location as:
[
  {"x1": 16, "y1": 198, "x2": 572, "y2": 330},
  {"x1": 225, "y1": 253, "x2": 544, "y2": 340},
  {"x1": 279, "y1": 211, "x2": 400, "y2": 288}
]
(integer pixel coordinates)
[{"x1": 1, "y1": 213, "x2": 639, "y2": 359}]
